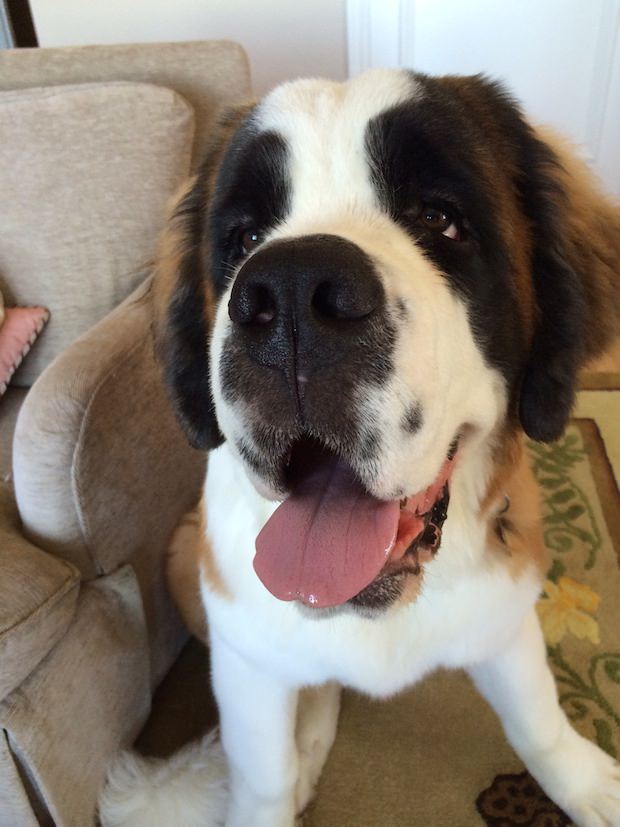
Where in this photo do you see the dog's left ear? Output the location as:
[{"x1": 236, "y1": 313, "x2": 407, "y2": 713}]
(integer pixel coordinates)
[
  {"x1": 151, "y1": 171, "x2": 223, "y2": 450},
  {"x1": 515, "y1": 127, "x2": 620, "y2": 442}
]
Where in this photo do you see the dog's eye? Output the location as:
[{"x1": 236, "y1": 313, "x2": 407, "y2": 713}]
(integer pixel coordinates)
[
  {"x1": 241, "y1": 228, "x2": 264, "y2": 255},
  {"x1": 420, "y1": 206, "x2": 461, "y2": 241}
]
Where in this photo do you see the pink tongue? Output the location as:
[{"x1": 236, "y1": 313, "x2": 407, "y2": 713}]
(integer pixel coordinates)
[{"x1": 254, "y1": 454, "x2": 400, "y2": 608}]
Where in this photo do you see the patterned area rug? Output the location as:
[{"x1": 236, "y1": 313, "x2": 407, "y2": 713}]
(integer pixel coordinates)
[{"x1": 305, "y1": 377, "x2": 619, "y2": 827}]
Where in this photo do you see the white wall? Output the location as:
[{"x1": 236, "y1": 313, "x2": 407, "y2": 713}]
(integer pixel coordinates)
[{"x1": 30, "y1": 0, "x2": 348, "y2": 95}]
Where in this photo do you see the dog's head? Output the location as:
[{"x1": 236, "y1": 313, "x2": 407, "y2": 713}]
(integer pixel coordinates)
[{"x1": 153, "y1": 70, "x2": 620, "y2": 612}]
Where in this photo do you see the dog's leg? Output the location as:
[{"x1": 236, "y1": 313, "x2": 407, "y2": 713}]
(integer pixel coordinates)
[
  {"x1": 210, "y1": 634, "x2": 299, "y2": 827},
  {"x1": 468, "y1": 609, "x2": 620, "y2": 827},
  {"x1": 295, "y1": 682, "x2": 341, "y2": 814}
]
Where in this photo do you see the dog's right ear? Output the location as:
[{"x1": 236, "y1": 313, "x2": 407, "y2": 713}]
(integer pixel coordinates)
[
  {"x1": 516, "y1": 127, "x2": 620, "y2": 443},
  {"x1": 151, "y1": 172, "x2": 223, "y2": 450},
  {"x1": 151, "y1": 103, "x2": 255, "y2": 450}
]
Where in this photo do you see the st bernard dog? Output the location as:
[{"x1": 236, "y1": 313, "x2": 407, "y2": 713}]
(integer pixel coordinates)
[{"x1": 100, "y1": 69, "x2": 620, "y2": 827}]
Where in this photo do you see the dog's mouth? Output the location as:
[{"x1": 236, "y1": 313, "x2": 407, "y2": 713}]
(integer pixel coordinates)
[{"x1": 253, "y1": 437, "x2": 458, "y2": 609}]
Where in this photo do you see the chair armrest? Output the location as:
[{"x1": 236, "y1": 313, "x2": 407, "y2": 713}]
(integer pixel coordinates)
[
  {"x1": 13, "y1": 278, "x2": 206, "y2": 580},
  {"x1": 0, "y1": 490, "x2": 80, "y2": 700}
]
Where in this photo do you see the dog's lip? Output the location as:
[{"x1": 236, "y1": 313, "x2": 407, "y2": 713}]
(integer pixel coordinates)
[
  {"x1": 383, "y1": 461, "x2": 454, "y2": 570},
  {"x1": 278, "y1": 434, "x2": 460, "y2": 494},
  {"x1": 348, "y1": 437, "x2": 457, "y2": 601},
  {"x1": 349, "y1": 479, "x2": 452, "y2": 608}
]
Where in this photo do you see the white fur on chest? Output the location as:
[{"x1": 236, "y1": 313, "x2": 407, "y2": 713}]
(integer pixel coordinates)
[{"x1": 203, "y1": 444, "x2": 542, "y2": 698}]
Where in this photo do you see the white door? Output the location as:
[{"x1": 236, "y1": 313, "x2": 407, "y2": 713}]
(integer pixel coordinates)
[{"x1": 347, "y1": 0, "x2": 620, "y2": 197}]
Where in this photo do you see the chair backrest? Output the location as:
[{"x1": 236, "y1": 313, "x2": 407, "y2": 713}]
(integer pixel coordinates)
[
  {"x1": 0, "y1": 40, "x2": 252, "y2": 165},
  {"x1": 0, "y1": 41, "x2": 252, "y2": 384}
]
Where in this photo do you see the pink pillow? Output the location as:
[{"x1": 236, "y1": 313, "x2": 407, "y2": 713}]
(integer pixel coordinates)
[{"x1": 0, "y1": 307, "x2": 50, "y2": 395}]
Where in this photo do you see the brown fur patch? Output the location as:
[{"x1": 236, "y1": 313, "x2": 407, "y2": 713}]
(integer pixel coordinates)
[
  {"x1": 151, "y1": 175, "x2": 199, "y2": 325},
  {"x1": 165, "y1": 496, "x2": 232, "y2": 645},
  {"x1": 482, "y1": 432, "x2": 547, "y2": 580},
  {"x1": 537, "y1": 127, "x2": 620, "y2": 361},
  {"x1": 165, "y1": 505, "x2": 208, "y2": 642},
  {"x1": 198, "y1": 496, "x2": 232, "y2": 604}
]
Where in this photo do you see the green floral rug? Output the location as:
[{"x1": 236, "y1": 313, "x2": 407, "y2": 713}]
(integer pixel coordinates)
[
  {"x1": 533, "y1": 420, "x2": 620, "y2": 762},
  {"x1": 306, "y1": 382, "x2": 619, "y2": 827}
]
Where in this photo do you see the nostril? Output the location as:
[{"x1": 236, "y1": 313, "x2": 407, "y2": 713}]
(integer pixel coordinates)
[
  {"x1": 313, "y1": 281, "x2": 339, "y2": 320},
  {"x1": 230, "y1": 283, "x2": 276, "y2": 326},
  {"x1": 253, "y1": 285, "x2": 276, "y2": 324},
  {"x1": 312, "y1": 278, "x2": 381, "y2": 322},
  {"x1": 255, "y1": 308, "x2": 275, "y2": 324}
]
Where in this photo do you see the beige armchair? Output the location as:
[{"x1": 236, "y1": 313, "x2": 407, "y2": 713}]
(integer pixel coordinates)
[{"x1": 0, "y1": 41, "x2": 250, "y2": 826}]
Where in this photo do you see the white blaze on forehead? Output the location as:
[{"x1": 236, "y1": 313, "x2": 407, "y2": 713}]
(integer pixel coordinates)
[{"x1": 256, "y1": 69, "x2": 418, "y2": 224}]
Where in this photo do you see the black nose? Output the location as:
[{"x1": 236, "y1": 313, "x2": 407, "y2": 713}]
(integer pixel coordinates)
[{"x1": 228, "y1": 234, "x2": 384, "y2": 376}]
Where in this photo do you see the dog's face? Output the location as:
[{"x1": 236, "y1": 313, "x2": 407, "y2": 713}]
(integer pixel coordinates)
[
  {"x1": 210, "y1": 71, "x2": 522, "y2": 500},
  {"x1": 154, "y1": 70, "x2": 615, "y2": 612}
]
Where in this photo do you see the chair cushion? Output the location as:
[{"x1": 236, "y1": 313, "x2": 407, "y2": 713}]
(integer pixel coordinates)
[
  {"x1": 0, "y1": 81, "x2": 194, "y2": 384},
  {"x1": 0, "y1": 387, "x2": 27, "y2": 487},
  {"x1": 0, "y1": 487, "x2": 80, "y2": 700},
  {"x1": 0, "y1": 40, "x2": 251, "y2": 171}
]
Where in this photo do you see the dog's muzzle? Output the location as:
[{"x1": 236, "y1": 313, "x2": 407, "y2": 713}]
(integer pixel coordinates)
[
  {"x1": 220, "y1": 233, "x2": 457, "y2": 610},
  {"x1": 220, "y1": 231, "x2": 397, "y2": 500}
]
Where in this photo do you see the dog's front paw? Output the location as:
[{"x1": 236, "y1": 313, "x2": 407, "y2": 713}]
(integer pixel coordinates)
[
  {"x1": 225, "y1": 772, "x2": 297, "y2": 827},
  {"x1": 529, "y1": 731, "x2": 620, "y2": 827},
  {"x1": 566, "y1": 748, "x2": 620, "y2": 827},
  {"x1": 225, "y1": 798, "x2": 296, "y2": 827}
]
